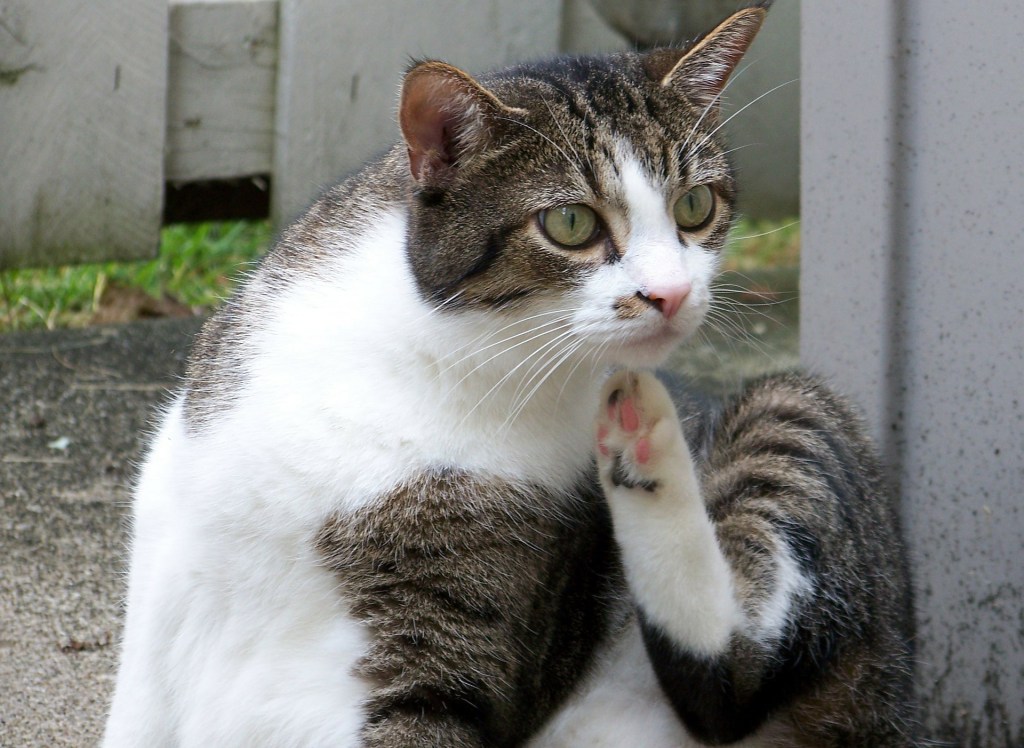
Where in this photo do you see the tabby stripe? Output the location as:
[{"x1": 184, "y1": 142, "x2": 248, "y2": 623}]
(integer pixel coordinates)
[
  {"x1": 429, "y1": 226, "x2": 529, "y2": 308},
  {"x1": 366, "y1": 685, "x2": 489, "y2": 731},
  {"x1": 465, "y1": 227, "x2": 513, "y2": 281},
  {"x1": 722, "y1": 407, "x2": 868, "y2": 524},
  {"x1": 709, "y1": 456, "x2": 827, "y2": 504},
  {"x1": 475, "y1": 288, "x2": 535, "y2": 308},
  {"x1": 531, "y1": 74, "x2": 601, "y2": 151}
]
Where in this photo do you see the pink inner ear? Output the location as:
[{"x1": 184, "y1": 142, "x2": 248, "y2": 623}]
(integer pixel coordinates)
[{"x1": 400, "y1": 74, "x2": 464, "y2": 183}]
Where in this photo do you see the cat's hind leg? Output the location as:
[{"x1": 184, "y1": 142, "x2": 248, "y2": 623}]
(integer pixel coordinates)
[
  {"x1": 595, "y1": 370, "x2": 916, "y2": 746},
  {"x1": 596, "y1": 369, "x2": 802, "y2": 744}
]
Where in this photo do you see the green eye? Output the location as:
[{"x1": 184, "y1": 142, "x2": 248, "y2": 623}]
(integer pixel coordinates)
[
  {"x1": 673, "y1": 185, "x2": 715, "y2": 230},
  {"x1": 540, "y1": 204, "x2": 599, "y2": 247}
]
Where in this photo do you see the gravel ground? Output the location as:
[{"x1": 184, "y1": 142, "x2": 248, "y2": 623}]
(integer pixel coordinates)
[{"x1": 0, "y1": 270, "x2": 798, "y2": 746}]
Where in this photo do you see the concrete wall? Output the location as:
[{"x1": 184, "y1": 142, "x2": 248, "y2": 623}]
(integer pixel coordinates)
[{"x1": 801, "y1": 3, "x2": 1024, "y2": 745}]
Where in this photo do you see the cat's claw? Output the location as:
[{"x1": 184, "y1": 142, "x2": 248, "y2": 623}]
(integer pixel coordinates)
[{"x1": 595, "y1": 370, "x2": 686, "y2": 496}]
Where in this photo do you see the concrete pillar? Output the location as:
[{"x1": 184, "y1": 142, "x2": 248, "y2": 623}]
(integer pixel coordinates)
[{"x1": 801, "y1": 3, "x2": 1024, "y2": 745}]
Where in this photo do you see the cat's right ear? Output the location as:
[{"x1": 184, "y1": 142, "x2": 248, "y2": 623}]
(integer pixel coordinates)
[{"x1": 399, "y1": 61, "x2": 520, "y2": 188}]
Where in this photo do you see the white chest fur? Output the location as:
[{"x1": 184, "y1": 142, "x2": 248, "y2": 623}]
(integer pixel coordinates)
[{"x1": 103, "y1": 209, "x2": 605, "y2": 746}]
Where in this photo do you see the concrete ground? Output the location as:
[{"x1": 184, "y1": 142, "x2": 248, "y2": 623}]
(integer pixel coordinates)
[{"x1": 0, "y1": 270, "x2": 797, "y2": 747}]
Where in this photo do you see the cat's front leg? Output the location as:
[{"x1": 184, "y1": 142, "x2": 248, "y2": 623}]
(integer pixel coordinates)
[
  {"x1": 596, "y1": 370, "x2": 781, "y2": 744},
  {"x1": 595, "y1": 370, "x2": 743, "y2": 660}
]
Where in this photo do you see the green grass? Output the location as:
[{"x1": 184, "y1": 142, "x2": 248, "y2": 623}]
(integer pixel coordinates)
[
  {"x1": 0, "y1": 221, "x2": 272, "y2": 332},
  {"x1": 0, "y1": 216, "x2": 798, "y2": 334},
  {"x1": 722, "y1": 216, "x2": 800, "y2": 272}
]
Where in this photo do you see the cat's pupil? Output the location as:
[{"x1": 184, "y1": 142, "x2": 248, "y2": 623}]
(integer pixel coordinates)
[
  {"x1": 674, "y1": 185, "x2": 714, "y2": 230},
  {"x1": 540, "y1": 204, "x2": 599, "y2": 248}
]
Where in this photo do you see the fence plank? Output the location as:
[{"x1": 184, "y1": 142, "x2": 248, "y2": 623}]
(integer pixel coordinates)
[
  {"x1": 0, "y1": 0, "x2": 167, "y2": 269},
  {"x1": 272, "y1": 0, "x2": 561, "y2": 228},
  {"x1": 166, "y1": 0, "x2": 277, "y2": 183}
]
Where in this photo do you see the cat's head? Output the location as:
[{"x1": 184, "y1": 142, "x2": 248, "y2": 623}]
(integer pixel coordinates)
[{"x1": 399, "y1": 5, "x2": 766, "y2": 368}]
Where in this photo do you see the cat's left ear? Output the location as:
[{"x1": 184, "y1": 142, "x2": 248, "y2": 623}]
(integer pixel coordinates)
[
  {"x1": 644, "y1": 3, "x2": 768, "y2": 112},
  {"x1": 400, "y1": 61, "x2": 521, "y2": 187}
]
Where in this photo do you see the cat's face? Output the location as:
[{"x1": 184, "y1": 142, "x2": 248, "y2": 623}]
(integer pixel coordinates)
[{"x1": 400, "y1": 6, "x2": 765, "y2": 369}]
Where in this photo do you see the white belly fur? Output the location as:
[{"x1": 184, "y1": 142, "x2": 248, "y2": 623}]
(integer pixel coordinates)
[
  {"x1": 527, "y1": 619, "x2": 693, "y2": 748},
  {"x1": 104, "y1": 400, "x2": 375, "y2": 747}
]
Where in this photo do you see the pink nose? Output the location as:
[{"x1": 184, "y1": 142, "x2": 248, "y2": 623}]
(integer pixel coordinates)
[{"x1": 643, "y1": 281, "x2": 691, "y2": 319}]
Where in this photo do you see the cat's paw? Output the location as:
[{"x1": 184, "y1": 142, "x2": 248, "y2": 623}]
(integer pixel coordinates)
[{"x1": 595, "y1": 370, "x2": 689, "y2": 498}]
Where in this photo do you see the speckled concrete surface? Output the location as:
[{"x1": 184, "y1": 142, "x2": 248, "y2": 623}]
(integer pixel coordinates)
[
  {"x1": 1, "y1": 318, "x2": 202, "y2": 747},
  {"x1": 0, "y1": 270, "x2": 798, "y2": 747}
]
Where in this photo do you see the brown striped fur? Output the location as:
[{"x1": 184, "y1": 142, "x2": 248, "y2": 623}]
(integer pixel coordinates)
[
  {"x1": 693, "y1": 372, "x2": 916, "y2": 744},
  {"x1": 315, "y1": 470, "x2": 623, "y2": 747}
]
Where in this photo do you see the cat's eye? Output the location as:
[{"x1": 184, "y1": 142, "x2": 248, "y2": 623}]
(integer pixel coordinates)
[
  {"x1": 539, "y1": 204, "x2": 600, "y2": 248},
  {"x1": 673, "y1": 185, "x2": 715, "y2": 230}
]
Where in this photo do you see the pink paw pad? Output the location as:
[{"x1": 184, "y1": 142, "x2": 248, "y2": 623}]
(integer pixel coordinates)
[
  {"x1": 619, "y1": 398, "x2": 640, "y2": 433},
  {"x1": 634, "y1": 437, "x2": 651, "y2": 465}
]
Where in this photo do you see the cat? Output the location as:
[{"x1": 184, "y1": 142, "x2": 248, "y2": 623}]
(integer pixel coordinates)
[{"x1": 103, "y1": 3, "x2": 917, "y2": 746}]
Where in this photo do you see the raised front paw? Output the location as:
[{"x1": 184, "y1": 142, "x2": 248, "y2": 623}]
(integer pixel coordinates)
[{"x1": 595, "y1": 370, "x2": 689, "y2": 497}]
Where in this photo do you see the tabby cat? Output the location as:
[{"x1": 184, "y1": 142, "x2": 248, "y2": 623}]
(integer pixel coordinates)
[{"x1": 103, "y1": 4, "x2": 917, "y2": 746}]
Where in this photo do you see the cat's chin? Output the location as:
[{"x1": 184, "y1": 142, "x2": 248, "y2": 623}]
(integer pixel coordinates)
[{"x1": 610, "y1": 328, "x2": 689, "y2": 369}]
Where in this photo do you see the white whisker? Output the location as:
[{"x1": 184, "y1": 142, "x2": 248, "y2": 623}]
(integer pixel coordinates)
[
  {"x1": 436, "y1": 311, "x2": 576, "y2": 375},
  {"x1": 556, "y1": 335, "x2": 601, "y2": 406},
  {"x1": 687, "y1": 78, "x2": 798, "y2": 157},
  {"x1": 505, "y1": 335, "x2": 584, "y2": 428},
  {"x1": 727, "y1": 219, "x2": 800, "y2": 244},
  {"x1": 441, "y1": 319, "x2": 574, "y2": 397},
  {"x1": 458, "y1": 326, "x2": 576, "y2": 427},
  {"x1": 508, "y1": 328, "x2": 581, "y2": 408},
  {"x1": 509, "y1": 328, "x2": 579, "y2": 405},
  {"x1": 410, "y1": 289, "x2": 465, "y2": 326},
  {"x1": 679, "y1": 59, "x2": 757, "y2": 158},
  {"x1": 703, "y1": 303, "x2": 778, "y2": 362}
]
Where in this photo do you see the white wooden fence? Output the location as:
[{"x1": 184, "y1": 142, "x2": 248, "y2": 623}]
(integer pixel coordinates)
[
  {"x1": 0, "y1": 0, "x2": 563, "y2": 268},
  {"x1": 0, "y1": 0, "x2": 800, "y2": 270}
]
